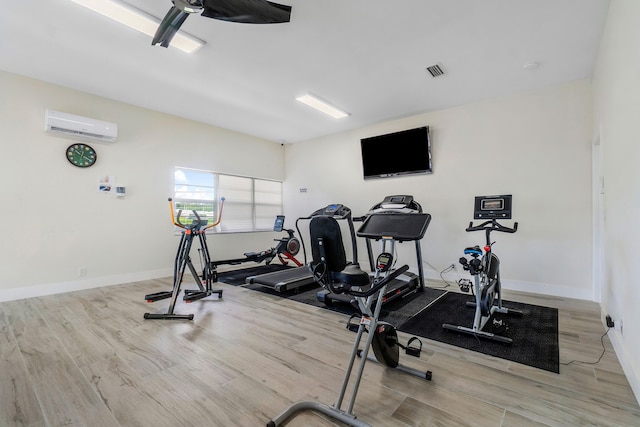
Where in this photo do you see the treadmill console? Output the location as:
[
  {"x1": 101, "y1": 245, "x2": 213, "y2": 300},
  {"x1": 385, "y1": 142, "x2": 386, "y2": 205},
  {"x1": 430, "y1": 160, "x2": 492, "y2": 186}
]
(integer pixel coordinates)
[
  {"x1": 372, "y1": 194, "x2": 422, "y2": 214},
  {"x1": 380, "y1": 195, "x2": 413, "y2": 209},
  {"x1": 311, "y1": 204, "x2": 352, "y2": 218},
  {"x1": 473, "y1": 195, "x2": 512, "y2": 219}
]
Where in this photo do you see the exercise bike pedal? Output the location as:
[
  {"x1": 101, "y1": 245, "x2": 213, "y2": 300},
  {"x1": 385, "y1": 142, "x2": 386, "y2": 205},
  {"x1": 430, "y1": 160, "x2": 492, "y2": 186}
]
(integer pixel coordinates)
[
  {"x1": 405, "y1": 337, "x2": 422, "y2": 358},
  {"x1": 144, "y1": 291, "x2": 172, "y2": 302},
  {"x1": 346, "y1": 313, "x2": 362, "y2": 333}
]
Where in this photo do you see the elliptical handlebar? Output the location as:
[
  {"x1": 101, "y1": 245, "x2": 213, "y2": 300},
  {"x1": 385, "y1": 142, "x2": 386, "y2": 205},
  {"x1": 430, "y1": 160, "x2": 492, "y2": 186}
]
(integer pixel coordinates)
[
  {"x1": 176, "y1": 208, "x2": 200, "y2": 229},
  {"x1": 168, "y1": 197, "x2": 225, "y2": 231}
]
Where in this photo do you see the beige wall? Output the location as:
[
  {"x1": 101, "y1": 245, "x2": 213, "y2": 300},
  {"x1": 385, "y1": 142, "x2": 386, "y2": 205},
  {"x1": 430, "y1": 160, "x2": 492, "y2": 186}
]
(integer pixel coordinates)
[
  {"x1": 285, "y1": 79, "x2": 593, "y2": 299},
  {"x1": 0, "y1": 70, "x2": 285, "y2": 300},
  {"x1": 592, "y1": 0, "x2": 640, "y2": 404}
]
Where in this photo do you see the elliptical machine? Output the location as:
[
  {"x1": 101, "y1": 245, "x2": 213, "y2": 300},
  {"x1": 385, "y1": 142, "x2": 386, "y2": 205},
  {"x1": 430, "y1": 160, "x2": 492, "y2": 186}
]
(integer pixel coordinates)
[
  {"x1": 268, "y1": 204, "x2": 432, "y2": 427},
  {"x1": 144, "y1": 198, "x2": 225, "y2": 320},
  {"x1": 442, "y1": 195, "x2": 522, "y2": 343}
]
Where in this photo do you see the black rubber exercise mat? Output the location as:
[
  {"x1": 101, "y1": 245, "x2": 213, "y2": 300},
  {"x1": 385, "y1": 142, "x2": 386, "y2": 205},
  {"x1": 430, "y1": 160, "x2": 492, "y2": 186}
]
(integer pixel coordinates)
[{"x1": 398, "y1": 292, "x2": 560, "y2": 373}]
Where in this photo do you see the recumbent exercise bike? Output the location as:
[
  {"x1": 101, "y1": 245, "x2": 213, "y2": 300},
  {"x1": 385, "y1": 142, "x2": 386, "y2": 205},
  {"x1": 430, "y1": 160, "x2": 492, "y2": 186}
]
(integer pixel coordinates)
[{"x1": 268, "y1": 204, "x2": 432, "y2": 427}]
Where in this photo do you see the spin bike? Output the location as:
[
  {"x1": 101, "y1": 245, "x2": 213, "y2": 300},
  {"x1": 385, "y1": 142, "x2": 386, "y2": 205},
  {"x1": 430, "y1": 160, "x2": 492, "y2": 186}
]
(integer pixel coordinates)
[
  {"x1": 268, "y1": 205, "x2": 432, "y2": 427},
  {"x1": 442, "y1": 195, "x2": 522, "y2": 343},
  {"x1": 144, "y1": 198, "x2": 225, "y2": 320}
]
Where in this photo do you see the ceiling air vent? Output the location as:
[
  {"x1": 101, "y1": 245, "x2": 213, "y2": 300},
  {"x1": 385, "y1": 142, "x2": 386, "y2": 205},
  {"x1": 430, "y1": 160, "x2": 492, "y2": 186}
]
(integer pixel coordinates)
[{"x1": 426, "y1": 64, "x2": 445, "y2": 78}]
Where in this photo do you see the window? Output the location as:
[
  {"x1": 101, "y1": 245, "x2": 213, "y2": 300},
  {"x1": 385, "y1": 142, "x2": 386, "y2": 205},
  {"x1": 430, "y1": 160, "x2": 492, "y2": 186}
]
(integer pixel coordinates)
[{"x1": 174, "y1": 167, "x2": 282, "y2": 233}]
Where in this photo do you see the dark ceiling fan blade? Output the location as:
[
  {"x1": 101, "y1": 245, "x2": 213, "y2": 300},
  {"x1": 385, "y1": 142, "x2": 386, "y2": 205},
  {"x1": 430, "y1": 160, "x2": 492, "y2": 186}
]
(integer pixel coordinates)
[
  {"x1": 152, "y1": 6, "x2": 190, "y2": 48},
  {"x1": 201, "y1": 0, "x2": 291, "y2": 24}
]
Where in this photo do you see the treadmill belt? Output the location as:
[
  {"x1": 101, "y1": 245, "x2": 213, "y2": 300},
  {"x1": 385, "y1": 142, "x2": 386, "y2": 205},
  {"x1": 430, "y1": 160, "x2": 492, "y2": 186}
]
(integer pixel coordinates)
[{"x1": 246, "y1": 265, "x2": 316, "y2": 292}]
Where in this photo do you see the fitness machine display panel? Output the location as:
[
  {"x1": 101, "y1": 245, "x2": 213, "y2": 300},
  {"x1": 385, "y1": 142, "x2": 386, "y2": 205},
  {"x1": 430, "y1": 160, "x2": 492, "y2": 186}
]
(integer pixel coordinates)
[
  {"x1": 473, "y1": 194, "x2": 512, "y2": 219},
  {"x1": 273, "y1": 215, "x2": 285, "y2": 232},
  {"x1": 357, "y1": 212, "x2": 431, "y2": 242},
  {"x1": 376, "y1": 252, "x2": 393, "y2": 272}
]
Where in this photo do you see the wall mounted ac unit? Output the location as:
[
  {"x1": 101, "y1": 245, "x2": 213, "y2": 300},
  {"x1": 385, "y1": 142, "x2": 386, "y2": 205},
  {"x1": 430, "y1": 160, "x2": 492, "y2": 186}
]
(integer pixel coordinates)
[{"x1": 45, "y1": 109, "x2": 118, "y2": 142}]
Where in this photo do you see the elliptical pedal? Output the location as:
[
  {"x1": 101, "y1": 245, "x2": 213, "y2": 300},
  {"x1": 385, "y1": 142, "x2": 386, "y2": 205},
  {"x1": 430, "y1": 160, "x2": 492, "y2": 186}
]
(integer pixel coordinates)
[
  {"x1": 145, "y1": 291, "x2": 173, "y2": 302},
  {"x1": 183, "y1": 289, "x2": 223, "y2": 303}
]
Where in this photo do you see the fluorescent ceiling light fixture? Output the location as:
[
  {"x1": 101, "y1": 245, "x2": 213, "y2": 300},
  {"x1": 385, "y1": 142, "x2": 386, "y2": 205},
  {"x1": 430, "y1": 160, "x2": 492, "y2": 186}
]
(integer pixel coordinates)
[
  {"x1": 70, "y1": 0, "x2": 204, "y2": 53},
  {"x1": 296, "y1": 93, "x2": 350, "y2": 119}
]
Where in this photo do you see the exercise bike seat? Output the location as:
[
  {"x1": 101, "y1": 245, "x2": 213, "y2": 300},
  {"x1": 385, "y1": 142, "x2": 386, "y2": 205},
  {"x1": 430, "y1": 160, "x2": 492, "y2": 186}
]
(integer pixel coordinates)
[
  {"x1": 463, "y1": 246, "x2": 483, "y2": 257},
  {"x1": 331, "y1": 263, "x2": 371, "y2": 288}
]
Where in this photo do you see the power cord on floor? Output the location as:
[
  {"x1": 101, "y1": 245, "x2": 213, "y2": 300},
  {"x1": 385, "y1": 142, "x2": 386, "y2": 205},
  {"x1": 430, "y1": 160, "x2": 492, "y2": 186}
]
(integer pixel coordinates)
[
  {"x1": 423, "y1": 260, "x2": 456, "y2": 289},
  {"x1": 560, "y1": 327, "x2": 611, "y2": 366}
]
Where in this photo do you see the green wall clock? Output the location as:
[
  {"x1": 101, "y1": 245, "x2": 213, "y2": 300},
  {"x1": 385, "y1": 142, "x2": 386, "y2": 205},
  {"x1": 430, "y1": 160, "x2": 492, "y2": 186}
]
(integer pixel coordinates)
[{"x1": 66, "y1": 143, "x2": 97, "y2": 168}]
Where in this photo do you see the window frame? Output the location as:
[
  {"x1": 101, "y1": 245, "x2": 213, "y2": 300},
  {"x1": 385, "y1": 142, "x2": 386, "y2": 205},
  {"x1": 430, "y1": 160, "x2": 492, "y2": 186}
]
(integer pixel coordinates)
[{"x1": 173, "y1": 167, "x2": 283, "y2": 233}]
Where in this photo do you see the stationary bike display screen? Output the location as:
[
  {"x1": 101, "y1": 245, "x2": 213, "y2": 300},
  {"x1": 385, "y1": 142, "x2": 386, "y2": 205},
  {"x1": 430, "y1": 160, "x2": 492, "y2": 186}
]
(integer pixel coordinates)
[
  {"x1": 473, "y1": 194, "x2": 512, "y2": 219},
  {"x1": 376, "y1": 252, "x2": 393, "y2": 272}
]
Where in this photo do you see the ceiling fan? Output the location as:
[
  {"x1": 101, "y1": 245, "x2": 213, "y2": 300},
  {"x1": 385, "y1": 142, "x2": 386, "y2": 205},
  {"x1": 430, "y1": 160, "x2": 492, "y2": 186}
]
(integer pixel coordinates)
[{"x1": 152, "y1": 0, "x2": 292, "y2": 48}]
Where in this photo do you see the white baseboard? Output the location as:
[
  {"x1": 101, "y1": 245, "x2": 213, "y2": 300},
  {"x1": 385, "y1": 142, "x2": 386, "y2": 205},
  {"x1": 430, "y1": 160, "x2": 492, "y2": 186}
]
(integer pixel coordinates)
[
  {"x1": 421, "y1": 269, "x2": 593, "y2": 301},
  {"x1": 600, "y1": 308, "x2": 640, "y2": 406},
  {"x1": 0, "y1": 269, "x2": 172, "y2": 302}
]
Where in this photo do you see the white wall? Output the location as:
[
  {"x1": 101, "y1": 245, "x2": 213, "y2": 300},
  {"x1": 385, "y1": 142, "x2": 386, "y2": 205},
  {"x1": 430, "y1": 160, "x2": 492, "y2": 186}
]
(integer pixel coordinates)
[
  {"x1": 592, "y1": 0, "x2": 640, "y2": 404},
  {"x1": 285, "y1": 79, "x2": 593, "y2": 300},
  {"x1": 0, "y1": 70, "x2": 285, "y2": 301}
]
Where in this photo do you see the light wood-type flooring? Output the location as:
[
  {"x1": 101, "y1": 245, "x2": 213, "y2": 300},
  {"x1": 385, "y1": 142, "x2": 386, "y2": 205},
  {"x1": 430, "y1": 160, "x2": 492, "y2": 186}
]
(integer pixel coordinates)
[{"x1": 1, "y1": 277, "x2": 639, "y2": 426}]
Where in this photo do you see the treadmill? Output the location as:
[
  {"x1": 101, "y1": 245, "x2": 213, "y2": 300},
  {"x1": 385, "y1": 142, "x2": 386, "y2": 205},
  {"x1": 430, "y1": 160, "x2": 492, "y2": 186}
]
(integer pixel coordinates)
[
  {"x1": 245, "y1": 265, "x2": 315, "y2": 292},
  {"x1": 245, "y1": 216, "x2": 315, "y2": 292},
  {"x1": 317, "y1": 195, "x2": 431, "y2": 308},
  {"x1": 246, "y1": 203, "x2": 360, "y2": 293}
]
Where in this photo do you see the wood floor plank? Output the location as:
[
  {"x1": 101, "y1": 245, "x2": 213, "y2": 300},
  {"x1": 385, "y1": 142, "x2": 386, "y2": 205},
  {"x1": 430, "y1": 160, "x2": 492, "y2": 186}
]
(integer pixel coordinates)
[
  {"x1": 80, "y1": 355, "x2": 190, "y2": 427},
  {"x1": 392, "y1": 395, "x2": 501, "y2": 427},
  {"x1": 0, "y1": 279, "x2": 638, "y2": 427},
  {"x1": 0, "y1": 306, "x2": 45, "y2": 427},
  {"x1": 4, "y1": 299, "x2": 120, "y2": 427},
  {"x1": 501, "y1": 410, "x2": 551, "y2": 427}
]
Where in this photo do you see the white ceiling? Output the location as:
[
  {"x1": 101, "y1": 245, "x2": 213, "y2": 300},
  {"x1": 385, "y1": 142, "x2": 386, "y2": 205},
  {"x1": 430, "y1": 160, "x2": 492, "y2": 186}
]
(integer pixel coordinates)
[{"x1": 0, "y1": 0, "x2": 610, "y2": 143}]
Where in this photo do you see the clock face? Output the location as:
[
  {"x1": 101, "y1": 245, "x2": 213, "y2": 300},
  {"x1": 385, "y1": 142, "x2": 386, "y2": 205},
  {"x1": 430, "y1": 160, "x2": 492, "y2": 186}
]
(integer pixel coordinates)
[{"x1": 66, "y1": 144, "x2": 97, "y2": 168}]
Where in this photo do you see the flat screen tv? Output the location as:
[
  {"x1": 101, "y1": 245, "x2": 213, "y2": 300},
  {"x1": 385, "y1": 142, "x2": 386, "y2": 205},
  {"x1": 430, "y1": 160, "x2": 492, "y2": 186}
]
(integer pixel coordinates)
[{"x1": 360, "y1": 126, "x2": 432, "y2": 180}]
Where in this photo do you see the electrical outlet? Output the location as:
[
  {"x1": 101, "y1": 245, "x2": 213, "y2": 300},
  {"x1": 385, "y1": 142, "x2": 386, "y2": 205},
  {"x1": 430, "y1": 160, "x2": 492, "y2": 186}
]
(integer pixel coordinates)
[
  {"x1": 78, "y1": 267, "x2": 87, "y2": 277},
  {"x1": 606, "y1": 314, "x2": 614, "y2": 328},
  {"x1": 615, "y1": 319, "x2": 623, "y2": 334}
]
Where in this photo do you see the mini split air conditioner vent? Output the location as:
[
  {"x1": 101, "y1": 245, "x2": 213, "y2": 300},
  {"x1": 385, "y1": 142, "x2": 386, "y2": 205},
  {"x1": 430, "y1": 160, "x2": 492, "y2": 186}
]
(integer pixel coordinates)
[
  {"x1": 45, "y1": 109, "x2": 118, "y2": 142},
  {"x1": 48, "y1": 126, "x2": 111, "y2": 140},
  {"x1": 426, "y1": 64, "x2": 446, "y2": 78}
]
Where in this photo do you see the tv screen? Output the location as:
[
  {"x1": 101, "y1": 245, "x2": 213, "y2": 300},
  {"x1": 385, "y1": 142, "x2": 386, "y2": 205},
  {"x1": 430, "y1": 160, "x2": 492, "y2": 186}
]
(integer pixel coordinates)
[{"x1": 360, "y1": 126, "x2": 432, "y2": 180}]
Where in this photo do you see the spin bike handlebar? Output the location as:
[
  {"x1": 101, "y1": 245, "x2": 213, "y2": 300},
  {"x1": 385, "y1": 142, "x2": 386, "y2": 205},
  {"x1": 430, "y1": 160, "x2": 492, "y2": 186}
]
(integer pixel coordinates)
[
  {"x1": 466, "y1": 219, "x2": 518, "y2": 234},
  {"x1": 168, "y1": 197, "x2": 225, "y2": 230},
  {"x1": 466, "y1": 219, "x2": 517, "y2": 247}
]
